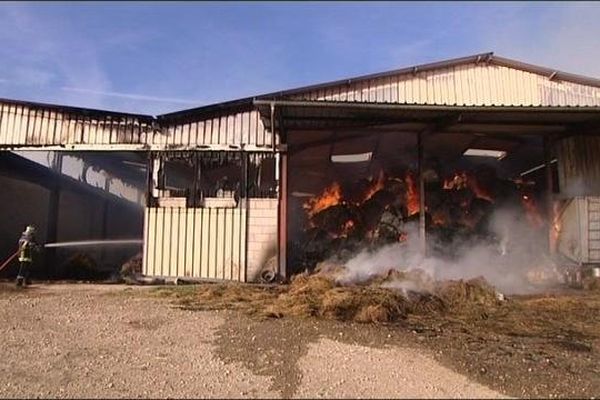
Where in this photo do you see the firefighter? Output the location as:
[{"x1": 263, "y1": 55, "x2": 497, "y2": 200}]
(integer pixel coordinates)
[{"x1": 16, "y1": 225, "x2": 40, "y2": 287}]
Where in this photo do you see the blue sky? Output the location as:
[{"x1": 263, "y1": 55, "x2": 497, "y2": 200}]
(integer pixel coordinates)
[{"x1": 0, "y1": 2, "x2": 599, "y2": 115}]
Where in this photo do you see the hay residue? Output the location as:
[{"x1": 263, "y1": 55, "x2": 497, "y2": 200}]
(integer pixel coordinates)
[{"x1": 166, "y1": 268, "x2": 504, "y2": 325}]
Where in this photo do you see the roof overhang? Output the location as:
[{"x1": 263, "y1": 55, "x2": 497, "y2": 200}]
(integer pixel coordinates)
[{"x1": 254, "y1": 100, "x2": 600, "y2": 138}]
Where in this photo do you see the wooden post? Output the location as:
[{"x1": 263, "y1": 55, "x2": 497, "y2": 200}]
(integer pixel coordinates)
[
  {"x1": 418, "y1": 132, "x2": 426, "y2": 257},
  {"x1": 278, "y1": 152, "x2": 288, "y2": 280},
  {"x1": 544, "y1": 136, "x2": 555, "y2": 256}
]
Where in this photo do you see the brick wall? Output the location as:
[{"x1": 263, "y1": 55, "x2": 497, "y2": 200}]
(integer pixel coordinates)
[{"x1": 246, "y1": 198, "x2": 278, "y2": 281}]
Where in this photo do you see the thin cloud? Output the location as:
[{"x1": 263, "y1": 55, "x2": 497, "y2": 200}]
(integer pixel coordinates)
[{"x1": 61, "y1": 86, "x2": 202, "y2": 105}]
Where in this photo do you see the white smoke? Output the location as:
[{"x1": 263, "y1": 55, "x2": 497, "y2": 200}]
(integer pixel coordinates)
[{"x1": 337, "y1": 205, "x2": 562, "y2": 295}]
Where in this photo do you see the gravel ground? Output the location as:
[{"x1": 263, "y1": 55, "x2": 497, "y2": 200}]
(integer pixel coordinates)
[{"x1": 0, "y1": 283, "x2": 504, "y2": 399}]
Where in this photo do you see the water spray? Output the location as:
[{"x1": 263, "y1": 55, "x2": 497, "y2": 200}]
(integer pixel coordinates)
[{"x1": 44, "y1": 239, "x2": 143, "y2": 248}]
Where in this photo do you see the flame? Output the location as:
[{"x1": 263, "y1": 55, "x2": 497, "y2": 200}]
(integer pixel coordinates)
[
  {"x1": 443, "y1": 172, "x2": 468, "y2": 190},
  {"x1": 521, "y1": 194, "x2": 544, "y2": 229},
  {"x1": 405, "y1": 172, "x2": 420, "y2": 216},
  {"x1": 431, "y1": 210, "x2": 448, "y2": 226},
  {"x1": 443, "y1": 171, "x2": 494, "y2": 203},
  {"x1": 303, "y1": 182, "x2": 343, "y2": 218},
  {"x1": 550, "y1": 200, "x2": 563, "y2": 252},
  {"x1": 341, "y1": 219, "x2": 355, "y2": 237},
  {"x1": 362, "y1": 170, "x2": 386, "y2": 202}
]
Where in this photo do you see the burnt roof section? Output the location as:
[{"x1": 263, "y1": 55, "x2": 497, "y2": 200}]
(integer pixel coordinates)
[
  {"x1": 158, "y1": 52, "x2": 600, "y2": 122},
  {"x1": 0, "y1": 97, "x2": 155, "y2": 122}
]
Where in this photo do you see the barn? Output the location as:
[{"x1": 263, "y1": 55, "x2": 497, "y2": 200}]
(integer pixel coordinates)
[{"x1": 1, "y1": 52, "x2": 600, "y2": 284}]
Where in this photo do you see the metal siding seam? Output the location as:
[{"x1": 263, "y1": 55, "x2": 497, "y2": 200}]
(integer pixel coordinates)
[
  {"x1": 8, "y1": 104, "x2": 16, "y2": 145},
  {"x1": 5, "y1": 104, "x2": 12, "y2": 145},
  {"x1": 201, "y1": 208, "x2": 209, "y2": 277},
  {"x1": 173, "y1": 122, "x2": 181, "y2": 146},
  {"x1": 233, "y1": 207, "x2": 241, "y2": 281},
  {"x1": 155, "y1": 207, "x2": 162, "y2": 276},
  {"x1": 481, "y1": 65, "x2": 491, "y2": 105},
  {"x1": 419, "y1": 72, "x2": 427, "y2": 104},
  {"x1": 0, "y1": 103, "x2": 5, "y2": 143},
  {"x1": 142, "y1": 208, "x2": 150, "y2": 275},
  {"x1": 210, "y1": 207, "x2": 218, "y2": 279},
  {"x1": 179, "y1": 207, "x2": 186, "y2": 276},
  {"x1": 14, "y1": 105, "x2": 23, "y2": 145},
  {"x1": 241, "y1": 206, "x2": 247, "y2": 282},
  {"x1": 170, "y1": 206, "x2": 178, "y2": 277},
  {"x1": 495, "y1": 66, "x2": 506, "y2": 106},
  {"x1": 428, "y1": 71, "x2": 436, "y2": 104},
  {"x1": 224, "y1": 208, "x2": 231, "y2": 280},
  {"x1": 191, "y1": 208, "x2": 199, "y2": 277},
  {"x1": 163, "y1": 207, "x2": 171, "y2": 277}
]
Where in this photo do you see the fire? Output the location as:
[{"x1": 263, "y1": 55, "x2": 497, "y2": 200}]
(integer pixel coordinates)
[
  {"x1": 521, "y1": 194, "x2": 544, "y2": 229},
  {"x1": 405, "y1": 172, "x2": 420, "y2": 216},
  {"x1": 443, "y1": 172, "x2": 468, "y2": 190},
  {"x1": 431, "y1": 210, "x2": 448, "y2": 226},
  {"x1": 304, "y1": 182, "x2": 343, "y2": 218},
  {"x1": 443, "y1": 171, "x2": 494, "y2": 203},
  {"x1": 341, "y1": 220, "x2": 355, "y2": 236},
  {"x1": 550, "y1": 200, "x2": 564, "y2": 253},
  {"x1": 362, "y1": 170, "x2": 386, "y2": 202}
]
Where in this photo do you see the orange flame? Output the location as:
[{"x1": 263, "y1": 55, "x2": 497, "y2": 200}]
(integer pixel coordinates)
[
  {"x1": 443, "y1": 172, "x2": 468, "y2": 190},
  {"x1": 341, "y1": 220, "x2": 355, "y2": 236},
  {"x1": 443, "y1": 171, "x2": 494, "y2": 203},
  {"x1": 521, "y1": 194, "x2": 544, "y2": 229},
  {"x1": 550, "y1": 200, "x2": 563, "y2": 252},
  {"x1": 405, "y1": 172, "x2": 420, "y2": 216},
  {"x1": 303, "y1": 182, "x2": 343, "y2": 218},
  {"x1": 362, "y1": 170, "x2": 386, "y2": 202}
]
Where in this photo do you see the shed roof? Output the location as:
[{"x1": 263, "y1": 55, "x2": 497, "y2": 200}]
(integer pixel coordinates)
[
  {"x1": 158, "y1": 52, "x2": 600, "y2": 122},
  {"x1": 254, "y1": 99, "x2": 600, "y2": 137}
]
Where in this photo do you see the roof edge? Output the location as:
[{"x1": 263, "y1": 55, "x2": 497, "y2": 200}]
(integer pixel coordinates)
[
  {"x1": 0, "y1": 97, "x2": 155, "y2": 121},
  {"x1": 157, "y1": 52, "x2": 495, "y2": 120}
]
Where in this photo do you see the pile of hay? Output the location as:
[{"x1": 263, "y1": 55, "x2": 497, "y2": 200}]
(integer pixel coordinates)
[
  {"x1": 435, "y1": 277, "x2": 502, "y2": 309},
  {"x1": 267, "y1": 273, "x2": 413, "y2": 323},
  {"x1": 174, "y1": 267, "x2": 504, "y2": 324}
]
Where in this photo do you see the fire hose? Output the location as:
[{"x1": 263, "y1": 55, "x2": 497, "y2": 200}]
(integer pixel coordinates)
[{"x1": 0, "y1": 249, "x2": 20, "y2": 273}]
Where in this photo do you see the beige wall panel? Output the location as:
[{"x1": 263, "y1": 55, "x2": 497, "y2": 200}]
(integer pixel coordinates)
[
  {"x1": 177, "y1": 208, "x2": 187, "y2": 276},
  {"x1": 223, "y1": 208, "x2": 232, "y2": 280},
  {"x1": 184, "y1": 210, "x2": 195, "y2": 276},
  {"x1": 200, "y1": 209, "x2": 210, "y2": 277},
  {"x1": 215, "y1": 209, "x2": 226, "y2": 279},
  {"x1": 161, "y1": 208, "x2": 171, "y2": 276}
]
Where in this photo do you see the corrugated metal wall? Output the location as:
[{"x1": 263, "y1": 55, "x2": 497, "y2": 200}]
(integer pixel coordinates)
[
  {"x1": 154, "y1": 110, "x2": 275, "y2": 150},
  {"x1": 0, "y1": 102, "x2": 154, "y2": 148},
  {"x1": 2, "y1": 61, "x2": 599, "y2": 149},
  {"x1": 557, "y1": 197, "x2": 600, "y2": 264},
  {"x1": 556, "y1": 135, "x2": 600, "y2": 197},
  {"x1": 143, "y1": 207, "x2": 247, "y2": 281},
  {"x1": 290, "y1": 63, "x2": 600, "y2": 107},
  {"x1": 0, "y1": 103, "x2": 275, "y2": 151}
]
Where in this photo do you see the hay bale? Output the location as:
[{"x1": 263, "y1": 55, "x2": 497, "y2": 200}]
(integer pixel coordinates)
[
  {"x1": 436, "y1": 277, "x2": 500, "y2": 309},
  {"x1": 355, "y1": 304, "x2": 392, "y2": 323},
  {"x1": 321, "y1": 288, "x2": 359, "y2": 320}
]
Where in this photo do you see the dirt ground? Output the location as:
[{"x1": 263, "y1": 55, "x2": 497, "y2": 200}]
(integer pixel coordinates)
[{"x1": 0, "y1": 282, "x2": 507, "y2": 399}]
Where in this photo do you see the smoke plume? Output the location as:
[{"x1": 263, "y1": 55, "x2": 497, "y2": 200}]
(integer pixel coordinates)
[{"x1": 337, "y1": 204, "x2": 561, "y2": 295}]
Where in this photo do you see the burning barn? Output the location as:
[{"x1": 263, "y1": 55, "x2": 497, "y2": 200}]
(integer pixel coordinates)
[{"x1": 1, "y1": 52, "x2": 600, "y2": 288}]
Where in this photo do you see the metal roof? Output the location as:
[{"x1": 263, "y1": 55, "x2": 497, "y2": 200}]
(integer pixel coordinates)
[
  {"x1": 0, "y1": 97, "x2": 154, "y2": 121},
  {"x1": 159, "y1": 52, "x2": 600, "y2": 122},
  {"x1": 254, "y1": 100, "x2": 600, "y2": 135}
]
